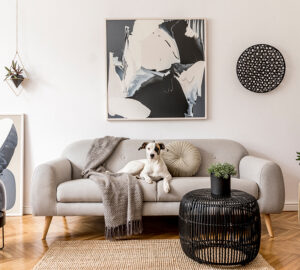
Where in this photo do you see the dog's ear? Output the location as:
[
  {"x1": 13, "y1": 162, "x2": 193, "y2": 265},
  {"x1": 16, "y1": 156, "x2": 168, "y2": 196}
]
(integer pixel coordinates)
[
  {"x1": 158, "y1": 143, "x2": 165, "y2": 150},
  {"x1": 138, "y1": 142, "x2": 148, "y2": 151}
]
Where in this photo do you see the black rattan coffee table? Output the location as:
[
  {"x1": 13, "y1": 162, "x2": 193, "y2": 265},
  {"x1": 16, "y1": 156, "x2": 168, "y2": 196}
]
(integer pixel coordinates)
[{"x1": 179, "y1": 189, "x2": 261, "y2": 266}]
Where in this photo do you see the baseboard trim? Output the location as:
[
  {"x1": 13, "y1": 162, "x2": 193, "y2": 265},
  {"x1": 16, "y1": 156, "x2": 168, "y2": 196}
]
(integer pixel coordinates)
[
  {"x1": 22, "y1": 203, "x2": 298, "y2": 215},
  {"x1": 23, "y1": 205, "x2": 32, "y2": 215},
  {"x1": 283, "y1": 203, "x2": 298, "y2": 211}
]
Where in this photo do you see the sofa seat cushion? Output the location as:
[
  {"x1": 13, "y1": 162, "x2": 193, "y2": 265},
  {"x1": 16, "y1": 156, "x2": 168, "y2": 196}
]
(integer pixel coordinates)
[
  {"x1": 157, "y1": 177, "x2": 258, "y2": 202},
  {"x1": 57, "y1": 178, "x2": 157, "y2": 203}
]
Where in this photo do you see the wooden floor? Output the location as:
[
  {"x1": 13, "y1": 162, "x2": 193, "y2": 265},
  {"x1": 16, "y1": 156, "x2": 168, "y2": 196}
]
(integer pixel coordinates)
[{"x1": 0, "y1": 212, "x2": 299, "y2": 270}]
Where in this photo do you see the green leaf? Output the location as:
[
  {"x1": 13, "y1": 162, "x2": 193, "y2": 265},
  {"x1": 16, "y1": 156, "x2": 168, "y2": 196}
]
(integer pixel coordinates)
[{"x1": 208, "y1": 163, "x2": 236, "y2": 179}]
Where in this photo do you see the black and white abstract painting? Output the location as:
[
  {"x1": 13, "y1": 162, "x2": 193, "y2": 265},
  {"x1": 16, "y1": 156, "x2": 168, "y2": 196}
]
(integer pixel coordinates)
[
  {"x1": 0, "y1": 114, "x2": 24, "y2": 216},
  {"x1": 106, "y1": 19, "x2": 206, "y2": 120}
]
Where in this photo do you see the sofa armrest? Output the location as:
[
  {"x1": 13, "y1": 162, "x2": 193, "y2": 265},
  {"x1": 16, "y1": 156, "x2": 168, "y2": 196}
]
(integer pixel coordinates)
[
  {"x1": 239, "y1": 156, "x2": 285, "y2": 214},
  {"x1": 31, "y1": 158, "x2": 72, "y2": 216}
]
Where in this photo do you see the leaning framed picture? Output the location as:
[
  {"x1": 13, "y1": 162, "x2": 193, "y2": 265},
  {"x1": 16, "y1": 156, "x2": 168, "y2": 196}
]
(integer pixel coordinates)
[
  {"x1": 106, "y1": 19, "x2": 207, "y2": 120},
  {"x1": 0, "y1": 114, "x2": 24, "y2": 216}
]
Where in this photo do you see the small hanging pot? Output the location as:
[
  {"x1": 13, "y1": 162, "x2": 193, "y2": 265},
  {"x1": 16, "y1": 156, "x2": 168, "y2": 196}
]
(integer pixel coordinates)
[
  {"x1": 11, "y1": 74, "x2": 24, "y2": 88},
  {"x1": 210, "y1": 173, "x2": 231, "y2": 198}
]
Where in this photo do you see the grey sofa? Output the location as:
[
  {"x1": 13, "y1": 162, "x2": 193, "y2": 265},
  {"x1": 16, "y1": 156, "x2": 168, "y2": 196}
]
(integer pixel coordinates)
[{"x1": 31, "y1": 139, "x2": 285, "y2": 239}]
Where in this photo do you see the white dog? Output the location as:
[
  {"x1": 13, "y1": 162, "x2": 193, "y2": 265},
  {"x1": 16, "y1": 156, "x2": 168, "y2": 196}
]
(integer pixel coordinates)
[{"x1": 118, "y1": 142, "x2": 172, "y2": 193}]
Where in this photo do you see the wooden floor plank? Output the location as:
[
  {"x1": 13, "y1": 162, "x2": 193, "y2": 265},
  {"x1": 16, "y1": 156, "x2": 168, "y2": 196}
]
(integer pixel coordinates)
[{"x1": 0, "y1": 212, "x2": 299, "y2": 270}]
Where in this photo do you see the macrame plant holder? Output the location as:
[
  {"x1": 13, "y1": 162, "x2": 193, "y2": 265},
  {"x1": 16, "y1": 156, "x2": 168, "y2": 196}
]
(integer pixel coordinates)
[{"x1": 4, "y1": 0, "x2": 28, "y2": 96}]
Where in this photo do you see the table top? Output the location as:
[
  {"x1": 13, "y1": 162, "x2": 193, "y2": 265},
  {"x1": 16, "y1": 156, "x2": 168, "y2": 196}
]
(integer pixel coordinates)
[{"x1": 182, "y1": 189, "x2": 257, "y2": 206}]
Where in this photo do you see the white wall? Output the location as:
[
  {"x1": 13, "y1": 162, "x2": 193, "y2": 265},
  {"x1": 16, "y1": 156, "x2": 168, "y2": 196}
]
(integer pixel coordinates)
[{"x1": 0, "y1": 0, "x2": 299, "y2": 213}]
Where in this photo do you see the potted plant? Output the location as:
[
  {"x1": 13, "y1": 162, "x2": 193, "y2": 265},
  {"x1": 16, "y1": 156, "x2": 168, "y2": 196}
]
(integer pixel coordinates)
[
  {"x1": 296, "y1": 152, "x2": 300, "y2": 164},
  {"x1": 4, "y1": 60, "x2": 24, "y2": 88},
  {"x1": 208, "y1": 163, "x2": 237, "y2": 197}
]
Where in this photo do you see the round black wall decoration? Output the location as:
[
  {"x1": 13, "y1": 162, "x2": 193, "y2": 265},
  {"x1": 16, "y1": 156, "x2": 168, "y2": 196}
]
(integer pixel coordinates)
[{"x1": 236, "y1": 44, "x2": 285, "y2": 93}]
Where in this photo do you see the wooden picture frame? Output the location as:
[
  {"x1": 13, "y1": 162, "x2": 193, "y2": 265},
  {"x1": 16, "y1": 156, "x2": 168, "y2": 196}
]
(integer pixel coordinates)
[{"x1": 0, "y1": 114, "x2": 24, "y2": 216}]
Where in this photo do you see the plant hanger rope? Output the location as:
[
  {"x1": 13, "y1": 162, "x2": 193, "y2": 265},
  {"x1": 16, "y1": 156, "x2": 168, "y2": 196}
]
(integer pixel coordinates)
[
  {"x1": 14, "y1": 0, "x2": 25, "y2": 69},
  {"x1": 14, "y1": 0, "x2": 24, "y2": 63},
  {"x1": 4, "y1": 0, "x2": 27, "y2": 96},
  {"x1": 16, "y1": 0, "x2": 19, "y2": 54}
]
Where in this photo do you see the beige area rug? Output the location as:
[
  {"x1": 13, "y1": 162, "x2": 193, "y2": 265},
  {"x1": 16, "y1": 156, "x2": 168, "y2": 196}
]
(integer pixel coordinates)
[{"x1": 34, "y1": 239, "x2": 273, "y2": 270}]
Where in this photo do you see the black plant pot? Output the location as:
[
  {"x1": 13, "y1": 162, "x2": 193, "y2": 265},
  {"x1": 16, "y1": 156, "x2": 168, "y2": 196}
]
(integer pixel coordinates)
[
  {"x1": 11, "y1": 75, "x2": 24, "y2": 88},
  {"x1": 210, "y1": 174, "x2": 231, "y2": 198}
]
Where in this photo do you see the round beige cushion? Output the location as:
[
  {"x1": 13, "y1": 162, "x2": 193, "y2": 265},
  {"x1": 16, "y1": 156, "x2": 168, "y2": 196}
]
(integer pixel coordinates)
[{"x1": 162, "y1": 141, "x2": 201, "y2": 177}]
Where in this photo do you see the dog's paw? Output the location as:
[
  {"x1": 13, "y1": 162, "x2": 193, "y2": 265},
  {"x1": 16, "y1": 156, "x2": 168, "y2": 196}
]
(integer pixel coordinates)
[
  {"x1": 163, "y1": 182, "x2": 170, "y2": 193},
  {"x1": 143, "y1": 177, "x2": 153, "y2": 184}
]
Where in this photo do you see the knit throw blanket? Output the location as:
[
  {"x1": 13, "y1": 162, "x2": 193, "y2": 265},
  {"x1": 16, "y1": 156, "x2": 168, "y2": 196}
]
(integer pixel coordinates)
[{"x1": 82, "y1": 136, "x2": 143, "y2": 240}]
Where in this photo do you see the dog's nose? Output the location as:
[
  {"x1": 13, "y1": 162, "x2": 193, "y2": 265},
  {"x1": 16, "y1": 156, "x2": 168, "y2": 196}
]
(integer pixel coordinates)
[{"x1": 150, "y1": 154, "x2": 155, "y2": 159}]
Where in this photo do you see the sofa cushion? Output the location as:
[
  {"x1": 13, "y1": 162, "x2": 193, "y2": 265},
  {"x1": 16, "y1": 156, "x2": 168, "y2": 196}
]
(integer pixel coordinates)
[
  {"x1": 162, "y1": 141, "x2": 201, "y2": 177},
  {"x1": 157, "y1": 177, "x2": 258, "y2": 202},
  {"x1": 62, "y1": 139, "x2": 248, "y2": 179},
  {"x1": 57, "y1": 178, "x2": 157, "y2": 203}
]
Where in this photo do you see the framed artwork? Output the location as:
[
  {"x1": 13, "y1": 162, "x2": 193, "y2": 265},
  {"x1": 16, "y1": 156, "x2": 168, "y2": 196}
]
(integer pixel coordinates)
[
  {"x1": 106, "y1": 19, "x2": 207, "y2": 120},
  {"x1": 0, "y1": 114, "x2": 24, "y2": 216}
]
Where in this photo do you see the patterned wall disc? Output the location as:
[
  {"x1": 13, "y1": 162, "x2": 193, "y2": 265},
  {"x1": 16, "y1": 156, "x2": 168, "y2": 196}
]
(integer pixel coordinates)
[{"x1": 236, "y1": 44, "x2": 285, "y2": 93}]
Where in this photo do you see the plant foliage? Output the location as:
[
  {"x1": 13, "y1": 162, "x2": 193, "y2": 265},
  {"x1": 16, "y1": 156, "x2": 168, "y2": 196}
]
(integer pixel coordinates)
[
  {"x1": 4, "y1": 60, "x2": 24, "y2": 81},
  {"x1": 296, "y1": 152, "x2": 300, "y2": 165},
  {"x1": 208, "y1": 163, "x2": 237, "y2": 179}
]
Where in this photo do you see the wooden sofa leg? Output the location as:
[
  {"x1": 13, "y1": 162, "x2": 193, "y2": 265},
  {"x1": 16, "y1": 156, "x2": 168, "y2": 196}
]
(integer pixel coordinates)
[
  {"x1": 42, "y1": 216, "x2": 53, "y2": 240},
  {"x1": 264, "y1": 214, "x2": 274, "y2": 238}
]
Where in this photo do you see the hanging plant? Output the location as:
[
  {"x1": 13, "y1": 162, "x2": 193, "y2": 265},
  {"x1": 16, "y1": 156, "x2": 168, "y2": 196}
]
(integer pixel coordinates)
[{"x1": 4, "y1": 60, "x2": 24, "y2": 88}]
